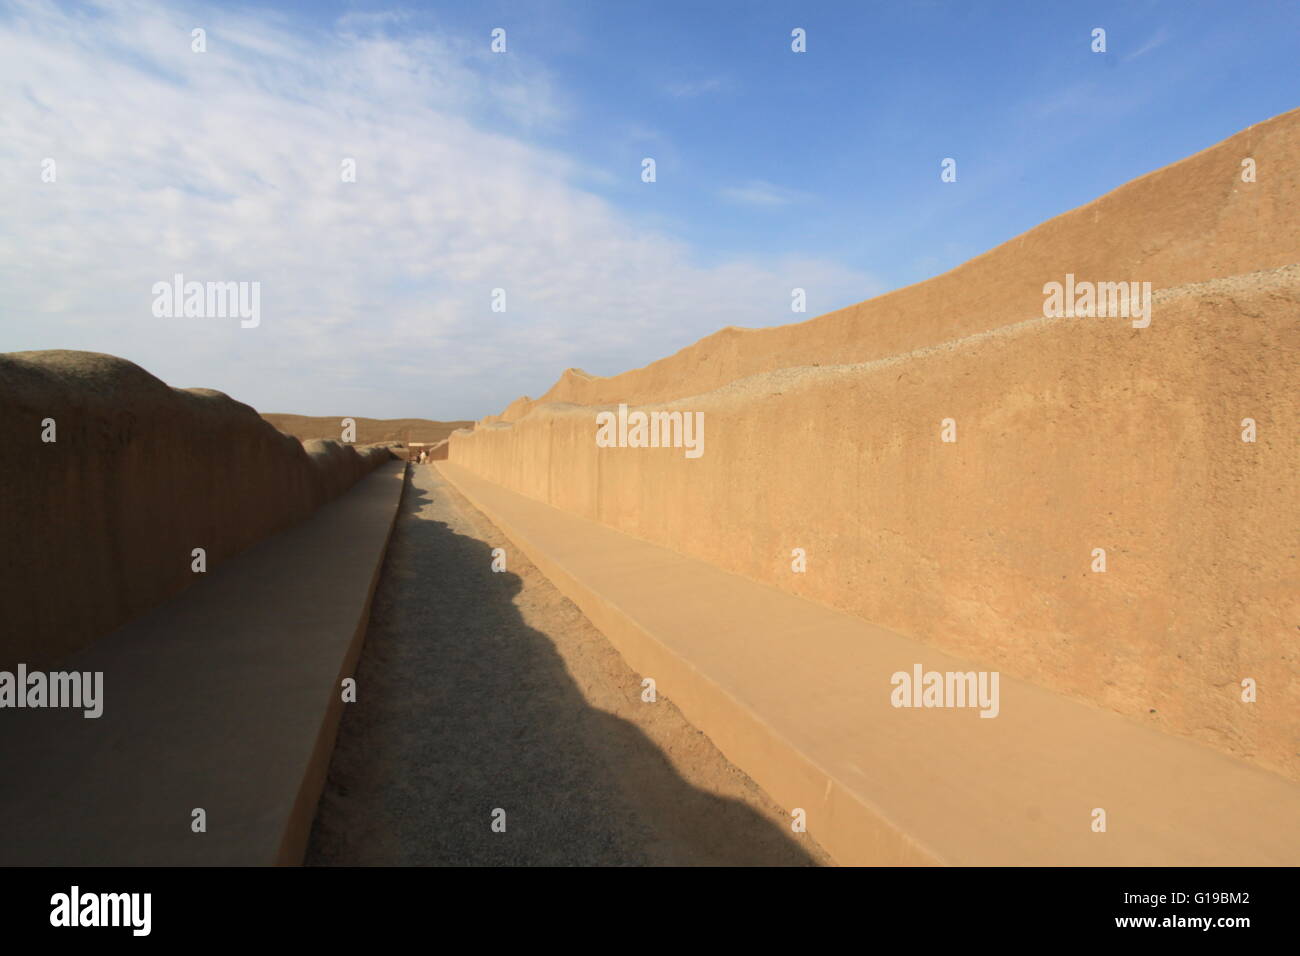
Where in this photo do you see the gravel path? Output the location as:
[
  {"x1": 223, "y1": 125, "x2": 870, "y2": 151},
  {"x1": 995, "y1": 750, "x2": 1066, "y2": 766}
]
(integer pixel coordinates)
[{"x1": 306, "y1": 463, "x2": 828, "y2": 866}]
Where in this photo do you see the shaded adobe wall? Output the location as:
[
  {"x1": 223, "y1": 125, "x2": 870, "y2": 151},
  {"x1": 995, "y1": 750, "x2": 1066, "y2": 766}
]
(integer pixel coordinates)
[
  {"x1": 451, "y1": 269, "x2": 1300, "y2": 782},
  {"x1": 0, "y1": 350, "x2": 394, "y2": 668}
]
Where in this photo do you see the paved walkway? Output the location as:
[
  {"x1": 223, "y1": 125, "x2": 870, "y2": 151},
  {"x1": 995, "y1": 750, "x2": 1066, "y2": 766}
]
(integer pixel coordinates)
[{"x1": 306, "y1": 464, "x2": 825, "y2": 865}]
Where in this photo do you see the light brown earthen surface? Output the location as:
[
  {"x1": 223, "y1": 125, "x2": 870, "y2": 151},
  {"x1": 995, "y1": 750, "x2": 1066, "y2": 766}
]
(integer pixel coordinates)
[
  {"x1": 437, "y1": 460, "x2": 1300, "y2": 866},
  {"x1": 451, "y1": 109, "x2": 1300, "y2": 786},
  {"x1": 0, "y1": 462, "x2": 406, "y2": 865},
  {"x1": 1, "y1": 350, "x2": 394, "y2": 668}
]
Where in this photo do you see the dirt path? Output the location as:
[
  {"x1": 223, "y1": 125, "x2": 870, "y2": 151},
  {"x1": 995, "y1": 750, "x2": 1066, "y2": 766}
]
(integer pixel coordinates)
[{"x1": 306, "y1": 463, "x2": 828, "y2": 865}]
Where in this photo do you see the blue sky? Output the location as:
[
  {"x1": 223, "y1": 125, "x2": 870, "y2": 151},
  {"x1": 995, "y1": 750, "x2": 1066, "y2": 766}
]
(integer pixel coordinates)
[{"x1": 2, "y1": 0, "x2": 1297, "y2": 419}]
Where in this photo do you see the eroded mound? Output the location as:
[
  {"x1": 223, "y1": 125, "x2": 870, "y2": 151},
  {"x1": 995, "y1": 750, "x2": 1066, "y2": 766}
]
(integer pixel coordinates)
[{"x1": 1, "y1": 350, "x2": 394, "y2": 666}]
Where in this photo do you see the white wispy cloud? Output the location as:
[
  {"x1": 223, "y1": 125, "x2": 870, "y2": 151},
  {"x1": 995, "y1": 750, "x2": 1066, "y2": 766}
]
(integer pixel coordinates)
[
  {"x1": 0, "y1": 0, "x2": 877, "y2": 419},
  {"x1": 718, "y1": 179, "x2": 809, "y2": 207},
  {"x1": 1124, "y1": 27, "x2": 1170, "y2": 62}
]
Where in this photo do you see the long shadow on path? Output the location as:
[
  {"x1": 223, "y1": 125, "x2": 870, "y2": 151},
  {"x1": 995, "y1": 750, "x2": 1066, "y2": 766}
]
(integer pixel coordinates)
[{"x1": 307, "y1": 468, "x2": 822, "y2": 866}]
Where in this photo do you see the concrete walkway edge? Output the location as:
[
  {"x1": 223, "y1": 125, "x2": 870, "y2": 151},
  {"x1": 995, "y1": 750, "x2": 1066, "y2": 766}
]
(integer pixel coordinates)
[{"x1": 277, "y1": 461, "x2": 408, "y2": 864}]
